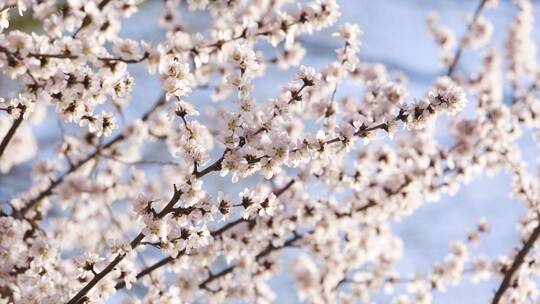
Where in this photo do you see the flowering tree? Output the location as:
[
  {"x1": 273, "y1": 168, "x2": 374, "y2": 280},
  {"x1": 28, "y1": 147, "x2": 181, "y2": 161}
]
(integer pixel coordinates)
[{"x1": 0, "y1": 0, "x2": 539, "y2": 303}]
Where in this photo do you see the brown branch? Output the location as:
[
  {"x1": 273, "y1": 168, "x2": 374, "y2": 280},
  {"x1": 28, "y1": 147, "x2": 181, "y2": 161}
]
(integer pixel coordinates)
[
  {"x1": 112, "y1": 118, "x2": 402, "y2": 290},
  {"x1": 72, "y1": 0, "x2": 112, "y2": 38},
  {"x1": 113, "y1": 218, "x2": 245, "y2": 291},
  {"x1": 66, "y1": 233, "x2": 145, "y2": 304},
  {"x1": 0, "y1": 47, "x2": 148, "y2": 65},
  {"x1": 116, "y1": 156, "x2": 414, "y2": 292},
  {"x1": 274, "y1": 179, "x2": 296, "y2": 196},
  {"x1": 195, "y1": 153, "x2": 226, "y2": 178},
  {"x1": 66, "y1": 187, "x2": 182, "y2": 304},
  {"x1": 67, "y1": 155, "x2": 292, "y2": 301},
  {"x1": 199, "y1": 172, "x2": 413, "y2": 291},
  {"x1": 199, "y1": 230, "x2": 303, "y2": 289},
  {"x1": 446, "y1": 0, "x2": 488, "y2": 76},
  {"x1": 114, "y1": 179, "x2": 296, "y2": 290},
  {"x1": 114, "y1": 255, "x2": 175, "y2": 290},
  {"x1": 16, "y1": 94, "x2": 166, "y2": 217},
  {"x1": 0, "y1": 113, "x2": 24, "y2": 161},
  {"x1": 97, "y1": 52, "x2": 149, "y2": 64},
  {"x1": 491, "y1": 220, "x2": 540, "y2": 304}
]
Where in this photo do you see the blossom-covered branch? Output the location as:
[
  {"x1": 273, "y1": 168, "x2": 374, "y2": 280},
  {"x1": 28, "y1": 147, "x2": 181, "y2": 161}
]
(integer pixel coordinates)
[
  {"x1": 1, "y1": 0, "x2": 540, "y2": 303},
  {"x1": 491, "y1": 220, "x2": 540, "y2": 304}
]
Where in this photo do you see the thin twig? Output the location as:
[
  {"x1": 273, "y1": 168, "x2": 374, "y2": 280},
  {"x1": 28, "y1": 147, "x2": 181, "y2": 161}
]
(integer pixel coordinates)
[
  {"x1": 446, "y1": 0, "x2": 488, "y2": 76},
  {"x1": 199, "y1": 230, "x2": 303, "y2": 289},
  {"x1": 114, "y1": 180, "x2": 297, "y2": 290},
  {"x1": 16, "y1": 94, "x2": 166, "y2": 217},
  {"x1": 0, "y1": 113, "x2": 24, "y2": 161}
]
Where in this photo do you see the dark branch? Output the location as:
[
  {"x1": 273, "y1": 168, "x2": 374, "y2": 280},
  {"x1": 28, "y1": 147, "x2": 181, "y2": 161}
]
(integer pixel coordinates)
[
  {"x1": 491, "y1": 219, "x2": 540, "y2": 304},
  {"x1": 446, "y1": 0, "x2": 488, "y2": 76},
  {"x1": 16, "y1": 94, "x2": 166, "y2": 217},
  {"x1": 67, "y1": 187, "x2": 182, "y2": 304},
  {"x1": 0, "y1": 113, "x2": 24, "y2": 161},
  {"x1": 114, "y1": 179, "x2": 297, "y2": 291}
]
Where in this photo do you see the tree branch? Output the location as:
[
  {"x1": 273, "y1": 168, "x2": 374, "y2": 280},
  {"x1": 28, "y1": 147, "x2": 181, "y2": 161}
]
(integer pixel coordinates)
[
  {"x1": 199, "y1": 230, "x2": 303, "y2": 289},
  {"x1": 16, "y1": 94, "x2": 166, "y2": 217},
  {"x1": 446, "y1": 0, "x2": 488, "y2": 76},
  {"x1": 0, "y1": 113, "x2": 23, "y2": 161},
  {"x1": 491, "y1": 219, "x2": 540, "y2": 304},
  {"x1": 114, "y1": 179, "x2": 297, "y2": 290},
  {"x1": 66, "y1": 188, "x2": 182, "y2": 304}
]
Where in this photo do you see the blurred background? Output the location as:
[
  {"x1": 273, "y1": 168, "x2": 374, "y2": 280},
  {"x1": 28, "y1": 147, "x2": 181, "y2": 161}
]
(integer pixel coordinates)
[{"x1": 1, "y1": 1, "x2": 540, "y2": 303}]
